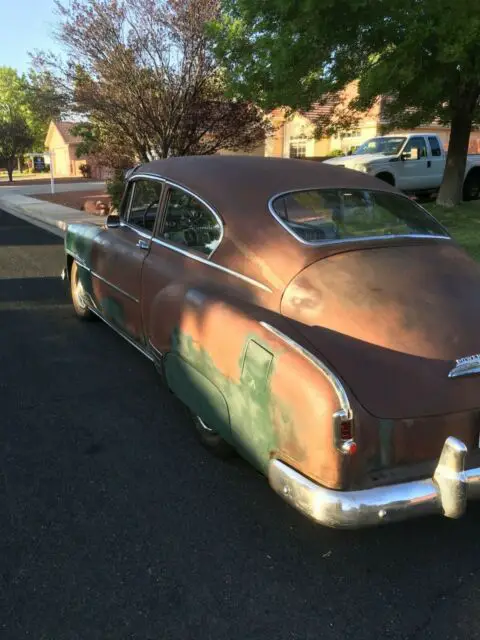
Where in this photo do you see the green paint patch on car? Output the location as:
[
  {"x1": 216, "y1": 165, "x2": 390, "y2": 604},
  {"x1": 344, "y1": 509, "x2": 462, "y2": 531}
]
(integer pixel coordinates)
[{"x1": 166, "y1": 328, "x2": 293, "y2": 472}]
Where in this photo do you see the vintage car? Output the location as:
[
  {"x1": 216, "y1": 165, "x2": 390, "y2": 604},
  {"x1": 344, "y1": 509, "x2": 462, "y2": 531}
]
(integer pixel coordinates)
[{"x1": 63, "y1": 155, "x2": 480, "y2": 529}]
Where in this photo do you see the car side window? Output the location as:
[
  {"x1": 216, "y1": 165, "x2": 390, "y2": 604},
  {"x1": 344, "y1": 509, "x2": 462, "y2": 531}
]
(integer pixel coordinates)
[
  {"x1": 428, "y1": 136, "x2": 442, "y2": 157},
  {"x1": 158, "y1": 187, "x2": 222, "y2": 256},
  {"x1": 403, "y1": 136, "x2": 427, "y2": 160},
  {"x1": 126, "y1": 179, "x2": 163, "y2": 233}
]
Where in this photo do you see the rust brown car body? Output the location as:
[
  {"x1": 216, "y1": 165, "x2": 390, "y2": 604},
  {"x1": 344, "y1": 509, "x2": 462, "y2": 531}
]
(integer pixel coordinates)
[{"x1": 64, "y1": 156, "x2": 480, "y2": 528}]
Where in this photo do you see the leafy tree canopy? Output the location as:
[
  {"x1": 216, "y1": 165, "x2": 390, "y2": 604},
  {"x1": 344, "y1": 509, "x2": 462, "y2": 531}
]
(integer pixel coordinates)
[
  {"x1": 212, "y1": 0, "x2": 480, "y2": 205},
  {"x1": 35, "y1": 0, "x2": 270, "y2": 168},
  {"x1": 0, "y1": 66, "x2": 66, "y2": 152}
]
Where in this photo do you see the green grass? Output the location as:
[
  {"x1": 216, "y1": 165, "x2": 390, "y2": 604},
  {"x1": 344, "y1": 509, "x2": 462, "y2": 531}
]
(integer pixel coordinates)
[{"x1": 424, "y1": 200, "x2": 480, "y2": 261}]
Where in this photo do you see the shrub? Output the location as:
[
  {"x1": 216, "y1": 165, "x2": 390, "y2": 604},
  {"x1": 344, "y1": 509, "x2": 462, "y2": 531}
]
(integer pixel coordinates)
[
  {"x1": 79, "y1": 163, "x2": 92, "y2": 178},
  {"x1": 106, "y1": 168, "x2": 127, "y2": 212}
]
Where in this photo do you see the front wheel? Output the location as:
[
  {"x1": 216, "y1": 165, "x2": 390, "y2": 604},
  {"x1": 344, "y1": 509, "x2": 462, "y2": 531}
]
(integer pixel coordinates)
[
  {"x1": 192, "y1": 414, "x2": 235, "y2": 459},
  {"x1": 70, "y1": 260, "x2": 95, "y2": 320}
]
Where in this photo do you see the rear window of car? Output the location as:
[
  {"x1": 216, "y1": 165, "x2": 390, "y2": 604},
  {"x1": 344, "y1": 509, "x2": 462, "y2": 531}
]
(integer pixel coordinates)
[{"x1": 271, "y1": 189, "x2": 449, "y2": 243}]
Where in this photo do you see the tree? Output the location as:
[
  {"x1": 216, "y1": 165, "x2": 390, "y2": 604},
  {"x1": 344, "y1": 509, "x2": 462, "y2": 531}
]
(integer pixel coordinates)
[
  {"x1": 0, "y1": 115, "x2": 34, "y2": 181},
  {"x1": 0, "y1": 66, "x2": 66, "y2": 178},
  {"x1": 38, "y1": 0, "x2": 269, "y2": 168},
  {"x1": 24, "y1": 69, "x2": 68, "y2": 149},
  {"x1": 213, "y1": 0, "x2": 480, "y2": 206}
]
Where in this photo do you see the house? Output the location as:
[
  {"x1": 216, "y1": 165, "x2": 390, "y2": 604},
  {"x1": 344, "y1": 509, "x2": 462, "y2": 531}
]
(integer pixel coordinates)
[
  {"x1": 45, "y1": 120, "x2": 87, "y2": 177},
  {"x1": 258, "y1": 82, "x2": 480, "y2": 159},
  {"x1": 44, "y1": 121, "x2": 111, "y2": 179}
]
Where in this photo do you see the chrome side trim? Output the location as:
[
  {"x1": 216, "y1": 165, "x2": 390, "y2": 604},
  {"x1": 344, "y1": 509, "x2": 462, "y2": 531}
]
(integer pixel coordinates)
[
  {"x1": 150, "y1": 236, "x2": 273, "y2": 293},
  {"x1": 128, "y1": 173, "x2": 225, "y2": 260},
  {"x1": 119, "y1": 221, "x2": 152, "y2": 241},
  {"x1": 259, "y1": 321, "x2": 351, "y2": 415},
  {"x1": 66, "y1": 251, "x2": 90, "y2": 271},
  {"x1": 89, "y1": 306, "x2": 154, "y2": 362},
  {"x1": 267, "y1": 188, "x2": 451, "y2": 247},
  {"x1": 90, "y1": 270, "x2": 139, "y2": 304},
  {"x1": 148, "y1": 341, "x2": 163, "y2": 360},
  {"x1": 269, "y1": 436, "x2": 479, "y2": 529}
]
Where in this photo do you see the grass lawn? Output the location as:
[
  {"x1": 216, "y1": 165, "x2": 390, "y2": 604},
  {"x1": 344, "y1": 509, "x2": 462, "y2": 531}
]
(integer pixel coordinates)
[{"x1": 424, "y1": 200, "x2": 480, "y2": 261}]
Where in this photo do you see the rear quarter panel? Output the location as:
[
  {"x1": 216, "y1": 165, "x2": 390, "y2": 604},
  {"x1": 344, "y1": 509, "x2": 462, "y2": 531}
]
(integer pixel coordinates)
[{"x1": 163, "y1": 291, "x2": 354, "y2": 489}]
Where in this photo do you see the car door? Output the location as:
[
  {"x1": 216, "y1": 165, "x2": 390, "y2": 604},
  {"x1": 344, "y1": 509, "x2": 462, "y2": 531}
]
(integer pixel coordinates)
[
  {"x1": 427, "y1": 136, "x2": 445, "y2": 188},
  {"x1": 396, "y1": 136, "x2": 429, "y2": 190},
  {"x1": 90, "y1": 176, "x2": 164, "y2": 345},
  {"x1": 141, "y1": 182, "x2": 223, "y2": 355}
]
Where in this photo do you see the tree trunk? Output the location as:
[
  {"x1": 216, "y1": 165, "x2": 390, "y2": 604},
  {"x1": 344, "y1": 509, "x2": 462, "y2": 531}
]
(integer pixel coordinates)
[
  {"x1": 437, "y1": 90, "x2": 479, "y2": 207},
  {"x1": 6, "y1": 157, "x2": 14, "y2": 182}
]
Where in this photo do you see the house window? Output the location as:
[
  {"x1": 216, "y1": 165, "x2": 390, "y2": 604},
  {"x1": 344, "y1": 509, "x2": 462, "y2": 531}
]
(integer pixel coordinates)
[
  {"x1": 340, "y1": 129, "x2": 361, "y2": 140},
  {"x1": 289, "y1": 139, "x2": 307, "y2": 158}
]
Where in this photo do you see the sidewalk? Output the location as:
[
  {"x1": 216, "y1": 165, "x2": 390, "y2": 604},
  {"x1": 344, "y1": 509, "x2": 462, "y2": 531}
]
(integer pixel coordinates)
[{"x1": 0, "y1": 192, "x2": 106, "y2": 239}]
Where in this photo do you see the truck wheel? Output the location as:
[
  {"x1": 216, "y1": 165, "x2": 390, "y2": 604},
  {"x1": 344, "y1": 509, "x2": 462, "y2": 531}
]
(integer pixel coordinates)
[
  {"x1": 463, "y1": 170, "x2": 480, "y2": 201},
  {"x1": 376, "y1": 172, "x2": 395, "y2": 186},
  {"x1": 70, "y1": 261, "x2": 95, "y2": 320},
  {"x1": 192, "y1": 414, "x2": 235, "y2": 459}
]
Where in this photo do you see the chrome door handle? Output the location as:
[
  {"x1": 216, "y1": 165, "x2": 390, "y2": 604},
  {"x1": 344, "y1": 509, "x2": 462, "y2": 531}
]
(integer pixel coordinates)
[{"x1": 137, "y1": 239, "x2": 150, "y2": 250}]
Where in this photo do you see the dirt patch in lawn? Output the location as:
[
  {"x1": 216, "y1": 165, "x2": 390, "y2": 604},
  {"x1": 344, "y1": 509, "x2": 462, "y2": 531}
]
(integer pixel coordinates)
[{"x1": 33, "y1": 190, "x2": 112, "y2": 215}]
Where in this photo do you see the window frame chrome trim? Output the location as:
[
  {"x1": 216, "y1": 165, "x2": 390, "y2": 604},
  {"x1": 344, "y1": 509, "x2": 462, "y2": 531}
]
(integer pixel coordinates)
[
  {"x1": 267, "y1": 187, "x2": 452, "y2": 247},
  {"x1": 128, "y1": 173, "x2": 224, "y2": 259},
  {"x1": 122, "y1": 175, "x2": 165, "y2": 233},
  {"x1": 127, "y1": 173, "x2": 271, "y2": 293}
]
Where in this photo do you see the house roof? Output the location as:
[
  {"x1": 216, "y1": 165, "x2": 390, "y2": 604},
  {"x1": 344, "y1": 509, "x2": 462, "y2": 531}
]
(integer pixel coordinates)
[
  {"x1": 55, "y1": 121, "x2": 83, "y2": 144},
  {"x1": 301, "y1": 98, "x2": 338, "y2": 123},
  {"x1": 45, "y1": 120, "x2": 83, "y2": 147}
]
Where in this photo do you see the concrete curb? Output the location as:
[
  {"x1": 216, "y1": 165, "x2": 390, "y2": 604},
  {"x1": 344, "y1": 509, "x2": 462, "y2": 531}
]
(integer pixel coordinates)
[{"x1": 0, "y1": 193, "x2": 107, "y2": 239}]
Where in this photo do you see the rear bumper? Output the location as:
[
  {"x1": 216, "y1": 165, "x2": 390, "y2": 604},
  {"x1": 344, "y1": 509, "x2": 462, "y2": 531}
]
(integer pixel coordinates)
[{"x1": 268, "y1": 437, "x2": 480, "y2": 529}]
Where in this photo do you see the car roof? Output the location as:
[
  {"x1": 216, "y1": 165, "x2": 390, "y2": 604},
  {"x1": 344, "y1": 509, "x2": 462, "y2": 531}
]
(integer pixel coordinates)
[
  {"x1": 132, "y1": 156, "x2": 407, "y2": 294},
  {"x1": 135, "y1": 155, "x2": 398, "y2": 212}
]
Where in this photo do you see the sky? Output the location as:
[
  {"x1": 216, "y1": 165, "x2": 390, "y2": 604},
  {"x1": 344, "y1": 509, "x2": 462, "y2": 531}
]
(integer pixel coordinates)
[{"x1": 0, "y1": 0, "x2": 62, "y2": 74}]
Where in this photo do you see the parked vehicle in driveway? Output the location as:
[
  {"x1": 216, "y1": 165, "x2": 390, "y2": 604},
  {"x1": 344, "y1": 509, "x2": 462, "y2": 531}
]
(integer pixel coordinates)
[
  {"x1": 324, "y1": 133, "x2": 480, "y2": 199},
  {"x1": 63, "y1": 155, "x2": 480, "y2": 528}
]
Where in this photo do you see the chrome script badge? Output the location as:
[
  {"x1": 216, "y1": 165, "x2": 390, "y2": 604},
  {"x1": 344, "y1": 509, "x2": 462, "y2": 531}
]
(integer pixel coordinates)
[{"x1": 448, "y1": 354, "x2": 480, "y2": 379}]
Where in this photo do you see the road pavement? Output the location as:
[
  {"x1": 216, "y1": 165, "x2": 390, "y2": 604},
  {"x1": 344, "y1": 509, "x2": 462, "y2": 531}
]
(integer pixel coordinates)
[{"x1": 1, "y1": 206, "x2": 480, "y2": 639}]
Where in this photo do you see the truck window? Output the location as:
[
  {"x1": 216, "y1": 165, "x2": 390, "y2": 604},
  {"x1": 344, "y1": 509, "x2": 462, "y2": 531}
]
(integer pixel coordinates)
[
  {"x1": 403, "y1": 136, "x2": 427, "y2": 159},
  {"x1": 428, "y1": 136, "x2": 442, "y2": 157}
]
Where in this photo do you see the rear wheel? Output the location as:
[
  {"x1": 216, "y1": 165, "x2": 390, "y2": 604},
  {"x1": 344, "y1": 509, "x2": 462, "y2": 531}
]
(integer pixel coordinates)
[
  {"x1": 70, "y1": 260, "x2": 95, "y2": 320},
  {"x1": 193, "y1": 414, "x2": 235, "y2": 459},
  {"x1": 463, "y1": 170, "x2": 480, "y2": 201}
]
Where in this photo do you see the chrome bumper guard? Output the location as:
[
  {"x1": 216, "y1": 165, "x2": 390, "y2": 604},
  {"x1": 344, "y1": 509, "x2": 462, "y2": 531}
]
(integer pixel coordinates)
[{"x1": 268, "y1": 437, "x2": 480, "y2": 529}]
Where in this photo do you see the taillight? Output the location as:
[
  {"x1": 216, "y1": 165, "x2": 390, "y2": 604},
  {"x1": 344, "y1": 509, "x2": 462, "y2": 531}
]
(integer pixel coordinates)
[{"x1": 333, "y1": 410, "x2": 357, "y2": 455}]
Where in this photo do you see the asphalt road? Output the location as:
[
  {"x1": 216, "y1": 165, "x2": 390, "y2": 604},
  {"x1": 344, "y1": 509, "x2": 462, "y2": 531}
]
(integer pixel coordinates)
[{"x1": 1, "y1": 207, "x2": 480, "y2": 640}]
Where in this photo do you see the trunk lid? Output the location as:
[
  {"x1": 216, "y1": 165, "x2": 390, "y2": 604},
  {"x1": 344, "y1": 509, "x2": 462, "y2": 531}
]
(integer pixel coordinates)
[{"x1": 281, "y1": 241, "x2": 480, "y2": 419}]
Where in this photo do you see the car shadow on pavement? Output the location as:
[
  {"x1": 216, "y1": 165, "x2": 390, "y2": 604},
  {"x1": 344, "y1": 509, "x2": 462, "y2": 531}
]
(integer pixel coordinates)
[
  {"x1": 0, "y1": 222, "x2": 63, "y2": 246},
  {"x1": 0, "y1": 276, "x2": 67, "y2": 305}
]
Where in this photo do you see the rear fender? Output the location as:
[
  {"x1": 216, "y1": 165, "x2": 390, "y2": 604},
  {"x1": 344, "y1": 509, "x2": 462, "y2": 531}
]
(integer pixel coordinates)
[{"x1": 165, "y1": 289, "x2": 355, "y2": 488}]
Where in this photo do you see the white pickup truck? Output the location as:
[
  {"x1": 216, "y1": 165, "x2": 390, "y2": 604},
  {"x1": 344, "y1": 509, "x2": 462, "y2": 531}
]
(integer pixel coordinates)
[{"x1": 324, "y1": 133, "x2": 480, "y2": 200}]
